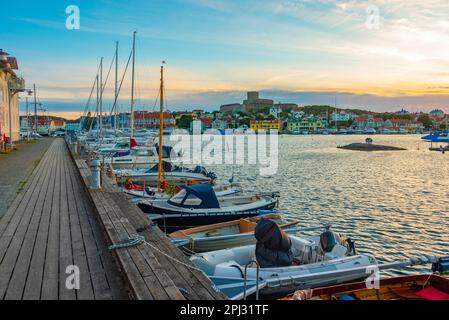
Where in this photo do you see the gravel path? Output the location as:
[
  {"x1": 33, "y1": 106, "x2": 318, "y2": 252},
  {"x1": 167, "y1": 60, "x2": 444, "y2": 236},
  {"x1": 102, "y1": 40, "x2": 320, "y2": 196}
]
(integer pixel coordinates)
[{"x1": 0, "y1": 138, "x2": 54, "y2": 218}]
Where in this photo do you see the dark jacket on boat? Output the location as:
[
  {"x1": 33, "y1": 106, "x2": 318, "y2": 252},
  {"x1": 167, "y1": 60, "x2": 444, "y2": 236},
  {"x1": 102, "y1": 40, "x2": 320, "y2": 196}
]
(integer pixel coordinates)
[{"x1": 255, "y1": 218, "x2": 293, "y2": 268}]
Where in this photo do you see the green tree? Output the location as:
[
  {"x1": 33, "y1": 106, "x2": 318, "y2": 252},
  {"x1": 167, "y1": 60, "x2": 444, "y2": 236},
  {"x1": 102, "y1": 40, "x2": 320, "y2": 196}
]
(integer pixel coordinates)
[
  {"x1": 417, "y1": 115, "x2": 433, "y2": 129},
  {"x1": 176, "y1": 115, "x2": 193, "y2": 128}
]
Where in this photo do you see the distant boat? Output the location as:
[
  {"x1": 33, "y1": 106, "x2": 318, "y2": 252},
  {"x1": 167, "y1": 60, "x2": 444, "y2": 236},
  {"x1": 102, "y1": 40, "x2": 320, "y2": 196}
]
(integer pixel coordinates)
[{"x1": 363, "y1": 128, "x2": 377, "y2": 134}]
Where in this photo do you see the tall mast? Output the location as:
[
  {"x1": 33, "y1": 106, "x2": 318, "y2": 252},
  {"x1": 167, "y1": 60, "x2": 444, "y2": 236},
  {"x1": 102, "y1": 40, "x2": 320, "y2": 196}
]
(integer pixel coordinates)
[
  {"x1": 130, "y1": 31, "x2": 136, "y2": 139},
  {"x1": 115, "y1": 41, "x2": 119, "y2": 133},
  {"x1": 157, "y1": 62, "x2": 165, "y2": 192},
  {"x1": 96, "y1": 74, "x2": 99, "y2": 135},
  {"x1": 26, "y1": 97, "x2": 29, "y2": 135},
  {"x1": 99, "y1": 57, "x2": 103, "y2": 136},
  {"x1": 33, "y1": 84, "x2": 37, "y2": 135}
]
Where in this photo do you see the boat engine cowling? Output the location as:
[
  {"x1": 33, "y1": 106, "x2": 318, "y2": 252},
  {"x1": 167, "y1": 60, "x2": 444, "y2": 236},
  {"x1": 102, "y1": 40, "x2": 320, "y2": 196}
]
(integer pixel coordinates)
[{"x1": 320, "y1": 230, "x2": 342, "y2": 253}]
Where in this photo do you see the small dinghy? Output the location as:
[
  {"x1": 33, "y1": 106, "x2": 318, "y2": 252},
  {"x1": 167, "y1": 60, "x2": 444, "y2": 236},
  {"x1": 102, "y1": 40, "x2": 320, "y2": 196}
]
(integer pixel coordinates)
[
  {"x1": 282, "y1": 273, "x2": 449, "y2": 300},
  {"x1": 139, "y1": 184, "x2": 279, "y2": 232},
  {"x1": 191, "y1": 221, "x2": 376, "y2": 299},
  {"x1": 169, "y1": 214, "x2": 301, "y2": 253}
]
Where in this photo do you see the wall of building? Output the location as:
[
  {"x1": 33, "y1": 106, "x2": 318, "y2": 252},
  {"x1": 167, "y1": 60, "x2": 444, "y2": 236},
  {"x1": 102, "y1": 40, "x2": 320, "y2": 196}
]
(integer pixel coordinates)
[{"x1": 0, "y1": 71, "x2": 21, "y2": 143}]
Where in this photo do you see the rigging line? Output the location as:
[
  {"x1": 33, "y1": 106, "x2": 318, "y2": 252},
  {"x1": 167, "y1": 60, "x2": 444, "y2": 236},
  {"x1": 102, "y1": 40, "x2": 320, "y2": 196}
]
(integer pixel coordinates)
[
  {"x1": 108, "y1": 45, "x2": 133, "y2": 118},
  {"x1": 82, "y1": 76, "x2": 98, "y2": 118},
  {"x1": 83, "y1": 61, "x2": 103, "y2": 117}
]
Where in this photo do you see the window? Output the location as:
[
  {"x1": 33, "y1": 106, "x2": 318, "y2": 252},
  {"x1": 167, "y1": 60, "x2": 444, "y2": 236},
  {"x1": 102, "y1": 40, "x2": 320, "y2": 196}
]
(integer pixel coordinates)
[
  {"x1": 184, "y1": 194, "x2": 202, "y2": 206},
  {"x1": 170, "y1": 189, "x2": 186, "y2": 204}
]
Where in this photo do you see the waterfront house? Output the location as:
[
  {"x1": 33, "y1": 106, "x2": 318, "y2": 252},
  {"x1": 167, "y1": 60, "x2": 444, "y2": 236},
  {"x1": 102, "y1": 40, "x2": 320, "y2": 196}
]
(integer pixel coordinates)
[
  {"x1": 353, "y1": 115, "x2": 384, "y2": 130},
  {"x1": 198, "y1": 117, "x2": 213, "y2": 129},
  {"x1": 383, "y1": 119, "x2": 424, "y2": 132},
  {"x1": 250, "y1": 119, "x2": 281, "y2": 132},
  {"x1": 212, "y1": 119, "x2": 227, "y2": 130},
  {"x1": 286, "y1": 116, "x2": 326, "y2": 133},
  {"x1": 133, "y1": 111, "x2": 176, "y2": 129},
  {"x1": 430, "y1": 109, "x2": 445, "y2": 118},
  {"x1": 0, "y1": 49, "x2": 24, "y2": 143},
  {"x1": 269, "y1": 105, "x2": 281, "y2": 119}
]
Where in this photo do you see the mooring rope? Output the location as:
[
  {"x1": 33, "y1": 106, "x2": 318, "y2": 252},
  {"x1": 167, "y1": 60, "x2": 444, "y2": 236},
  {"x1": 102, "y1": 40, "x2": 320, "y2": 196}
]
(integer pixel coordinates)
[
  {"x1": 108, "y1": 234, "x2": 145, "y2": 250},
  {"x1": 142, "y1": 239, "x2": 204, "y2": 273}
]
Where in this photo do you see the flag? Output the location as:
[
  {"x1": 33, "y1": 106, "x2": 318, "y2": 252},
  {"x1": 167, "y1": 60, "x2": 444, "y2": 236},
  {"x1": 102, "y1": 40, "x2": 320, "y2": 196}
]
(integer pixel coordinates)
[{"x1": 130, "y1": 138, "x2": 137, "y2": 149}]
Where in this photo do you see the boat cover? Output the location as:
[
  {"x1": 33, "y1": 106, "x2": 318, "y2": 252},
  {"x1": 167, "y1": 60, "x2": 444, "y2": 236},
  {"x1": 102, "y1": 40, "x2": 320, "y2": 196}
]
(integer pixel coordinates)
[
  {"x1": 169, "y1": 183, "x2": 220, "y2": 209},
  {"x1": 254, "y1": 219, "x2": 293, "y2": 268}
]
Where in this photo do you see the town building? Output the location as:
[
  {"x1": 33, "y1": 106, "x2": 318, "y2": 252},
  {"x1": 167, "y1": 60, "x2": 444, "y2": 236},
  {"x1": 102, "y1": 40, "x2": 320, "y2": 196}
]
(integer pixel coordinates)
[
  {"x1": 353, "y1": 115, "x2": 384, "y2": 130},
  {"x1": 23, "y1": 117, "x2": 66, "y2": 135},
  {"x1": 212, "y1": 119, "x2": 227, "y2": 130},
  {"x1": 383, "y1": 119, "x2": 424, "y2": 132},
  {"x1": 250, "y1": 119, "x2": 282, "y2": 132},
  {"x1": 286, "y1": 117, "x2": 327, "y2": 133},
  {"x1": 133, "y1": 111, "x2": 176, "y2": 129},
  {"x1": 244, "y1": 92, "x2": 274, "y2": 113},
  {"x1": 269, "y1": 105, "x2": 281, "y2": 119},
  {"x1": 331, "y1": 111, "x2": 354, "y2": 122},
  {"x1": 429, "y1": 109, "x2": 445, "y2": 118},
  {"x1": 0, "y1": 49, "x2": 25, "y2": 144}
]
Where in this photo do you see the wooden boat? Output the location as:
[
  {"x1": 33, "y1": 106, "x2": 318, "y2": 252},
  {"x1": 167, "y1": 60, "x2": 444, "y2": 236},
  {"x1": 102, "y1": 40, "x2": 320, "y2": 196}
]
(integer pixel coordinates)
[
  {"x1": 169, "y1": 214, "x2": 300, "y2": 252},
  {"x1": 281, "y1": 274, "x2": 449, "y2": 300}
]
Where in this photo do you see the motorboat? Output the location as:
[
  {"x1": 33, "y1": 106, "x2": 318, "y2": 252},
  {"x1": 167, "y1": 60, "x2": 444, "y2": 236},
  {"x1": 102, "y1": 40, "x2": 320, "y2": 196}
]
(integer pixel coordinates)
[
  {"x1": 191, "y1": 228, "x2": 375, "y2": 299},
  {"x1": 123, "y1": 181, "x2": 241, "y2": 199},
  {"x1": 363, "y1": 128, "x2": 377, "y2": 134},
  {"x1": 139, "y1": 183, "x2": 279, "y2": 232}
]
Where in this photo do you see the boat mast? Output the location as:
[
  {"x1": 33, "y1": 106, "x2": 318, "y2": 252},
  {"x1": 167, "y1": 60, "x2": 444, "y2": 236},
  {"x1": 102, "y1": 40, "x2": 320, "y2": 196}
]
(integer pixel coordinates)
[
  {"x1": 99, "y1": 57, "x2": 103, "y2": 137},
  {"x1": 130, "y1": 31, "x2": 136, "y2": 139},
  {"x1": 96, "y1": 74, "x2": 99, "y2": 135},
  {"x1": 157, "y1": 62, "x2": 165, "y2": 192},
  {"x1": 115, "y1": 41, "x2": 119, "y2": 134},
  {"x1": 33, "y1": 84, "x2": 37, "y2": 135}
]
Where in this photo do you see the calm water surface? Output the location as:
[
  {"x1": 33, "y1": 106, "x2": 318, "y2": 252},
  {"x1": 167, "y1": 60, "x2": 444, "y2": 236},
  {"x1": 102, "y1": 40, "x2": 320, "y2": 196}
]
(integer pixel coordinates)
[{"x1": 208, "y1": 134, "x2": 449, "y2": 275}]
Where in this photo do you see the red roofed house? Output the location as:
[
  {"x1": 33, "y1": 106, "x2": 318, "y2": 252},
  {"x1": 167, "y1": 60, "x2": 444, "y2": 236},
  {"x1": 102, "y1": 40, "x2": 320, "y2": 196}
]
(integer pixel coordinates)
[
  {"x1": 353, "y1": 115, "x2": 384, "y2": 130},
  {"x1": 133, "y1": 111, "x2": 176, "y2": 129},
  {"x1": 384, "y1": 118, "x2": 424, "y2": 132}
]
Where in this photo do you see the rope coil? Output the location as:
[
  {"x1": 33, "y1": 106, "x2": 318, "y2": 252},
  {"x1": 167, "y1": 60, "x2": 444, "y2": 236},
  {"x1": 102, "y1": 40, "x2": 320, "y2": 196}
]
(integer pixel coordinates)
[{"x1": 108, "y1": 234, "x2": 145, "y2": 250}]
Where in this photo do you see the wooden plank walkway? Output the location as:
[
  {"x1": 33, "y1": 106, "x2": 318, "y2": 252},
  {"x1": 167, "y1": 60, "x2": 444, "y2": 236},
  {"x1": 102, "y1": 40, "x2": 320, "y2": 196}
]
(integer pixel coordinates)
[
  {"x1": 71, "y1": 143, "x2": 226, "y2": 300},
  {"x1": 0, "y1": 138, "x2": 128, "y2": 300}
]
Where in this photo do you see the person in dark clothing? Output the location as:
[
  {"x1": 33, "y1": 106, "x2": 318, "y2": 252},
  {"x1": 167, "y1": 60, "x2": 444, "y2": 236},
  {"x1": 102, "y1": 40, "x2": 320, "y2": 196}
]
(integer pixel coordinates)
[{"x1": 255, "y1": 218, "x2": 293, "y2": 268}]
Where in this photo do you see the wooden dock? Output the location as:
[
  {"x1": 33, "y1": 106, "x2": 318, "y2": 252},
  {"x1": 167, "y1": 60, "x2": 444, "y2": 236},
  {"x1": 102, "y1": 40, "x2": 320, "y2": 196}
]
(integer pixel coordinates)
[{"x1": 0, "y1": 138, "x2": 225, "y2": 300}]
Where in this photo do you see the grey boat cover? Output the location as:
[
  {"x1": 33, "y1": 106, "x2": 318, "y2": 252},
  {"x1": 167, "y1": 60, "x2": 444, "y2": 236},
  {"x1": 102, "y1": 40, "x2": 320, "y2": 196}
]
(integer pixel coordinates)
[{"x1": 255, "y1": 218, "x2": 293, "y2": 268}]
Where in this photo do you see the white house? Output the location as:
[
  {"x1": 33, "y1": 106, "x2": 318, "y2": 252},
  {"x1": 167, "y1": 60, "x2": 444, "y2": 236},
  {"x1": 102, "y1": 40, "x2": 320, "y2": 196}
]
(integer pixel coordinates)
[{"x1": 269, "y1": 106, "x2": 281, "y2": 118}]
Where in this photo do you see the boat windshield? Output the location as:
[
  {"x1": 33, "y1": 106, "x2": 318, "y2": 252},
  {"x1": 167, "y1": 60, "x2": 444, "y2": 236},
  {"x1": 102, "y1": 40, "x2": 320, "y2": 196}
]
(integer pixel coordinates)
[
  {"x1": 169, "y1": 189, "x2": 203, "y2": 206},
  {"x1": 170, "y1": 189, "x2": 187, "y2": 204}
]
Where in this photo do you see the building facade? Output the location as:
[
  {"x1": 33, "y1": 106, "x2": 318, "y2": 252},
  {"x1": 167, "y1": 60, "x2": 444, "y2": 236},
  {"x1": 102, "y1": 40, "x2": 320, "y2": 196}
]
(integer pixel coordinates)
[
  {"x1": 0, "y1": 50, "x2": 24, "y2": 143},
  {"x1": 133, "y1": 111, "x2": 176, "y2": 129},
  {"x1": 250, "y1": 119, "x2": 281, "y2": 132}
]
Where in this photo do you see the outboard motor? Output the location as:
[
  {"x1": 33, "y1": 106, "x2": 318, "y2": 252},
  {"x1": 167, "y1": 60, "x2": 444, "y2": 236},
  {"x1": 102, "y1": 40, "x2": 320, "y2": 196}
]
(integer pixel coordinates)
[
  {"x1": 320, "y1": 230, "x2": 342, "y2": 253},
  {"x1": 255, "y1": 219, "x2": 293, "y2": 268}
]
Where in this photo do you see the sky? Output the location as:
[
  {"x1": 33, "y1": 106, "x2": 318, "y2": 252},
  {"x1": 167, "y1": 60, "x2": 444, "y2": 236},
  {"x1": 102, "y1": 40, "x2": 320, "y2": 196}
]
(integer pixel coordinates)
[{"x1": 2, "y1": 0, "x2": 449, "y2": 119}]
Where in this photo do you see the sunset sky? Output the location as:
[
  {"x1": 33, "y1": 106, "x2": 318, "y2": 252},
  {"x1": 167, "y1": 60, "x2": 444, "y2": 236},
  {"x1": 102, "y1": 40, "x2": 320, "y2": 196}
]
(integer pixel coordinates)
[{"x1": 2, "y1": 0, "x2": 449, "y2": 119}]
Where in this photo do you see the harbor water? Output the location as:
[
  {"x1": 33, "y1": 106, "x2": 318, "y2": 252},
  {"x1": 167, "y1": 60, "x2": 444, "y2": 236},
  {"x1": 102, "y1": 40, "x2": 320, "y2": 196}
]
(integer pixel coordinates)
[{"x1": 207, "y1": 134, "x2": 449, "y2": 276}]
